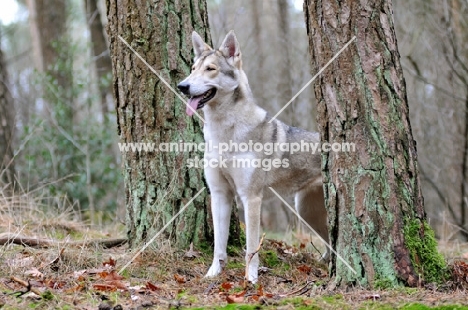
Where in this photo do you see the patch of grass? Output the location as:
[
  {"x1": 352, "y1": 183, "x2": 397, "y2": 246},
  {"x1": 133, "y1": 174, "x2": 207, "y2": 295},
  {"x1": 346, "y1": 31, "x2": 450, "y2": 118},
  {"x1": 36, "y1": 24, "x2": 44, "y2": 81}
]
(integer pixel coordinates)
[
  {"x1": 227, "y1": 260, "x2": 244, "y2": 269},
  {"x1": 359, "y1": 302, "x2": 395, "y2": 310},
  {"x1": 400, "y1": 304, "x2": 468, "y2": 310},
  {"x1": 322, "y1": 293, "x2": 344, "y2": 303},
  {"x1": 279, "y1": 297, "x2": 321, "y2": 310},
  {"x1": 216, "y1": 305, "x2": 261, "y2": 310},
  {"x1": 227, "y1": 244, "x2": 244, "y2": 256}
]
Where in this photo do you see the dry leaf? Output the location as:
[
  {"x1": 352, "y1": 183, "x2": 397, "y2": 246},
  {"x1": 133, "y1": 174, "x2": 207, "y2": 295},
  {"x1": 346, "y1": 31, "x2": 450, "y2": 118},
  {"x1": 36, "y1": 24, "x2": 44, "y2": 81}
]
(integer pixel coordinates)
[
  {"x1": 46, "y1": 279, "x2": 66, "y2": 289},
  {"x1": 25, "y1": 267, "x2": 43, "y2": 279},
  {"x1": 103, "y1": 257, "x2": 116, "y2": 267},
  {"x1": 99, "y1": 270, "x2": 124, "y2": 281},
  {"x1": 220, "y1": 282, "x2": 233, "y2": 291},
  {"x1": 362, "y1": 293, "x2": 381, "y2": 300},
  {"x1": 257, "y1": 285, "x2": 264, "y2": 297},
  {"x1": 174, "y1": 274, "x2": 186, "y2": 283},
  {"x1": 184, "y1": 242, "x2": 200, "y2": 259},
  {"x1": 93, "y1": 283, "x2": 117, "y2": 292},
  {"x1": 146, "y1": 281, "x2": 160, "y2": 291},
  {"x1": 226, "y1": 293, "x2": 244, "y2": 303},
  {"x1": 297, "y1": 265, "x2": 312, "y2": 274}
]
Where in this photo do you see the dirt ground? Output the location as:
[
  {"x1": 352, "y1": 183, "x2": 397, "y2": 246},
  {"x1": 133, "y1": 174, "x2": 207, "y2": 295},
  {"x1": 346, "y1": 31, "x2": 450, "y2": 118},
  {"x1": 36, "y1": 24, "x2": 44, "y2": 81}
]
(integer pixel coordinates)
[
  {"x1": 1, "y1": 234, "x2": 468, "y2": 309},
  {"x1": 1, "y1": 202, "x2": 468, "y2": 309}
]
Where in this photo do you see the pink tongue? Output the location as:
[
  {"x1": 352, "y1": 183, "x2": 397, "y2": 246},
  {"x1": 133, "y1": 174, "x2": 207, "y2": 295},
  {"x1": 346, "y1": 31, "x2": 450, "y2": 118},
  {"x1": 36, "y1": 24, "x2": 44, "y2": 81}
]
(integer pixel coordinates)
[{"x1": 186, "y1": 97, "x2": 202, "y2": 116}]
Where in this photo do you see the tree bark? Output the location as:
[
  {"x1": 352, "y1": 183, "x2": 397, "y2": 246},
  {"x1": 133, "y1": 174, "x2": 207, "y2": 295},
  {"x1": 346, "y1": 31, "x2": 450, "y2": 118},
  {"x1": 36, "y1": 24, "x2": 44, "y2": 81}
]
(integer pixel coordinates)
[
  {"x1": 106, "y1": 0, "x2": 224, "y2": 249},
  {"x1": 304, "y1": 0, "x2": 446, "y2": 287},
  {"x1": 0, "y1": 48, "x2": 15, "y2": 186},
  {"x1": 84, "y1": 0, "x2": 113, "y2": 116},
  {"x1": 26, "y1": 0, "x2": 69, "y2": 92}
]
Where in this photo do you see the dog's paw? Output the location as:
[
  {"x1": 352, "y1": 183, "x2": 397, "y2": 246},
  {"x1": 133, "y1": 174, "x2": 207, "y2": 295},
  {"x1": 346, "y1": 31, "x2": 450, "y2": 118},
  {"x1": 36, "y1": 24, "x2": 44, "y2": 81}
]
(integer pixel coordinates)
[
  {"x1": 205, "y1": 259, "x2": 224, "y2": 278},
  {"x1": 246, "y1": 265, "x2": 258, "y2": 283}
]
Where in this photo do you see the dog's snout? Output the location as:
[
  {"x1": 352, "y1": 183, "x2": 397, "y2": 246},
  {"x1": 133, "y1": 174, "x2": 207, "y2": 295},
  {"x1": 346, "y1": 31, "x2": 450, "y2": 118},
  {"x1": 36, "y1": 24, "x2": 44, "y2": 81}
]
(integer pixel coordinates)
[{"x1": 177, "y1": 82, "x2": 190, "y2": 95}]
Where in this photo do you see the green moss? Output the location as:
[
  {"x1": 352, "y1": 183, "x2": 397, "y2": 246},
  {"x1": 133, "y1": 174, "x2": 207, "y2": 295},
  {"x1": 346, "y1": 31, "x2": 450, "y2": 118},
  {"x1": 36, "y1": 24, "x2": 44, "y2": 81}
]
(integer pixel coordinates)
[
  {"x1": 41, "y1": 290, "x2": 54, "y2": 300},
  {"x1": 227, "y1": 244, "x2": 243, "y2": 256},
  {"x1": 215, "y1": 305, "x2": 260, "y2": 310},
  {"x1": 400, "y1": 304, "x2": 468, "y2": 310},
  {"x1": 358, "y1": 302, "x2": 395, "y2": 310},
  {"x1": 322, "y1": 294, "x2": 344, "y2": 303},
  {"x1": 403, "y1": 219, "x2": 448, "y2": 283},
  {"x1": 226, "y1": 261, "x2": 244, "y2": 269},
  {"x1": 374, "y1": 277, "x2": 397, "y2": 289},
  {"x1": 279, "y1": 297, "x2": 316, "y2": 309},
  {"x1": 260, "y1": 250, "x2": 280, "y2": 268}
]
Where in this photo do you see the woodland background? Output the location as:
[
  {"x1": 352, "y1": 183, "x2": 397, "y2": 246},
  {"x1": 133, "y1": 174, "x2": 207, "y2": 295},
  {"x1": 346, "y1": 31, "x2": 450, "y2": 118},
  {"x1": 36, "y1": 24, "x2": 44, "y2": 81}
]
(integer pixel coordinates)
[{"x1": 0, "y1": 0, "x2": 467, "y2": 241}]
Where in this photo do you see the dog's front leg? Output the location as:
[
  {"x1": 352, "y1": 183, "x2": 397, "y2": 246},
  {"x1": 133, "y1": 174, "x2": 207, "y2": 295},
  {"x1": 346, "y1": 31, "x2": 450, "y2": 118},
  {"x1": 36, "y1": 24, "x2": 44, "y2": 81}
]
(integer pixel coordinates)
[
  {"x1": 205, "y1": 168, "x2": 233, "y2": 278},
  {"x1": 241, "y1": 194, "x2": 262, "y2": 283}
]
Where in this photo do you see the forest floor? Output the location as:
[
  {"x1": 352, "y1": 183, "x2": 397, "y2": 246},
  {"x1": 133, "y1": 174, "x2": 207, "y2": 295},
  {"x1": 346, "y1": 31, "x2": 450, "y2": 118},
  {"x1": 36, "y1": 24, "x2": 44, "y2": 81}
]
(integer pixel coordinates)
[{"x1": 1, "y1": 198, "x2": 468, "y2": 309}]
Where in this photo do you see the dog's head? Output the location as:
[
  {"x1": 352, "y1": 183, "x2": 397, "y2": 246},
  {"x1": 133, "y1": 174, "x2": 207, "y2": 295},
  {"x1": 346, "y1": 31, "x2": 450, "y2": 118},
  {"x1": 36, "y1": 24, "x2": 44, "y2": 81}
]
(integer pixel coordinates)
[{"x1": 177, "y1": 31, "x2": 244, "y2": 116}]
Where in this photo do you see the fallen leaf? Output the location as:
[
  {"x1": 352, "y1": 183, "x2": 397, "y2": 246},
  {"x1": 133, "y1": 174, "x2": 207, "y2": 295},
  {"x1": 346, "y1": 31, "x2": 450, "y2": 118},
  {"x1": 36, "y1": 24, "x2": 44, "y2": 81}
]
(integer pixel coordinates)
[
  {"x1": 257, "y1": 285, "x2": 264, "y2": 297},
  {"x1": 93, "y1": 283, "x2": 117, "y2": 292},
  {"x1": 220, "y1": 282, "x2": 233, "y2": 291},
  {"x1": 106, "y1": 280, "x2": 128, "y2": 290},
  {"x1": 48, "y1": 248, "x2": 65, "y2": 270},
  {"x1": 226, "y1": 292, "x2": 245, "y2": 304},
  {"x1": 297, "y1": 265, "x2": 312, "y2": 274},
  {"x1": 174, "y1": 274, "x2": 186, "y2": 283},
  {"x1": 99, "y1": 270, "x2": 124, "y2": 281},
  {"x1": 362, "y1": 293, "x2": 381, "y2": 300},
  {"x1": 103, "y1": 257, "x2": 116, "y2": 268},
  {"x1": 25, "y1": 267, "x2": 43, "y2": 279},
  {"x1": 146, "y1": 281, "x2": 160, "y2": 291},
  {"x1": 66, "y1": 283, "x2": 85, "y2": 293},
  {"x1": 184, "y1": 242, "x2": 200, "y2": 259},
  {"x1": 87, "y1": 268, "x2": 107, "y2": 274},
  {"x1": 46, "y1": 279, "x2": 66, "y2": 289}
]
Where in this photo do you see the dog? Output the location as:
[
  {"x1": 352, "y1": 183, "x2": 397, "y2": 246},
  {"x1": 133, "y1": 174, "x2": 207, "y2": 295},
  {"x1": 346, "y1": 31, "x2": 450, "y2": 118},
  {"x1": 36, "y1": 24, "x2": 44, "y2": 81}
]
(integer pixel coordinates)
[{"x1": 177, "y1": 31, "x2": 328, "y2": 283}]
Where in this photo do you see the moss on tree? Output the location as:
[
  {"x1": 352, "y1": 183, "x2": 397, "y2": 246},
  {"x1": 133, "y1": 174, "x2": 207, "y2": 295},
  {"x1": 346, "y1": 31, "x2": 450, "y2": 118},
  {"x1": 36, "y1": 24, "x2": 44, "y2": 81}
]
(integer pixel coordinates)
[{"x1": 403, "y1": 219, "x2": 448, "y2": 283}]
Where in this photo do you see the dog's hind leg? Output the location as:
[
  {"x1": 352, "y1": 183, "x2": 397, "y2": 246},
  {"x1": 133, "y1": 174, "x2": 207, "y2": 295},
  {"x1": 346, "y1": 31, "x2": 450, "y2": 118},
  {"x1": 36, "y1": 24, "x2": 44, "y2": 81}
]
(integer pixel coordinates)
[
  {"x1": 205, "y1": 167, "x2": 234, "y2": 278},
  {"x1": 295, "y1": 185, "x2": 329, "y2": 260}
]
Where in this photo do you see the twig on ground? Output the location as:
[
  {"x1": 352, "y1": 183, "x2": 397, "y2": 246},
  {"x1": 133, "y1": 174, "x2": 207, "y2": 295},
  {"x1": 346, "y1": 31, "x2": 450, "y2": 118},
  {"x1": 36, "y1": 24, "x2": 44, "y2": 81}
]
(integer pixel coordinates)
[
  {"x1": 0, "y1": 233, "x2": 127, "y2": 249},
  {"x1": 310, "y1": 240, "x2": 323, "y2": 257},
  {"x1": 278, "y1": 280, "x2": 314, "y2": 297},
  {"x1": 10, "y1": 276, "x2": 43, "y2": 297}
]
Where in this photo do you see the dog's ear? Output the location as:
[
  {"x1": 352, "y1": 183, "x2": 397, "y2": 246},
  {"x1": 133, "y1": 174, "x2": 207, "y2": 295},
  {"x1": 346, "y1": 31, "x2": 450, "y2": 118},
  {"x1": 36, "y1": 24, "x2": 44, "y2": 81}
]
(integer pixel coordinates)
[
  {"x1": 219, "y1": 30, "x2": 241, "y2": 67},
  {"x1": 192, "y1": 31, "x2": 211, "y2": 61}
]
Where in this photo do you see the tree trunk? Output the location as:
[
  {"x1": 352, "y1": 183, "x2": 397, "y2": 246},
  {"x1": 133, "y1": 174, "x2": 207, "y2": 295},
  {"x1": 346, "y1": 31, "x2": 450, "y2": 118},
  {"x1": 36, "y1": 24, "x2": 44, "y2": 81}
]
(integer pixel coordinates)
[
  {"x1": 304, "y1": 0, "x2": 447, "y2": 287},
  {"x1": 277, "y1": 0, "x2": 293, "y2": 125},
  {"x1": 27, "y1": 0, "x2": 69, "y2": 92},
  {"x1": 84, "y1": 0, "x2": 113, "y2": 117},
  {"x1": 27, "y1": 0, "x2": 73, "y2": 125},
  {"x1": 106, "y1": 0, "x2": 227, "y2": 250},
  {"x1": 0, "y1": 48, "x2": 15, "y2": 186}
]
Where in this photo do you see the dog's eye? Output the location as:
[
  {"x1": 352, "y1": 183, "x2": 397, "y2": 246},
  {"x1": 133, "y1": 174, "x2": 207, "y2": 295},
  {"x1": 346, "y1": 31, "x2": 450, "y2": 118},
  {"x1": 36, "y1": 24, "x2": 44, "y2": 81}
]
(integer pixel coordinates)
[
  {"x1": 206, "y1": 66, "x2": 216, "y2": 71},
  {"x1": 191, "y1": 66, "x2": 195, "y2": 71}
]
